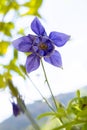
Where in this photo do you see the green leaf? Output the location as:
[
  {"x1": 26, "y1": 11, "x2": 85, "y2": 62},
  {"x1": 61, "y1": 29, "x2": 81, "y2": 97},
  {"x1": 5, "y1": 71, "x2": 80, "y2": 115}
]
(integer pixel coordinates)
[
  {"x1": 23, "y1": 0, "x2": 42, "y2": 9},
  {"x1": 19, "y1": 65, "x2": 27, "y2": 75},
  {"x1": 0, "y1": 22, "x2": 14, "y2": 36},
  {"x1": 7, "y1": 80, "x2": 19, "y2": 97},
  {"x1": 76, "y1": 90, "x2": 80, "y2": 98},
  {"x1": 21, "y1": 8, "x2": 41, "y2": 17},
  {"x1": 0, "y1": 41, "x2": 10, "y2": 55},
  {"x1": 0, "y1": 0, "x2": 7, "y2": 14},
  {"x1": 9, "y1": 1, "x2": 19, "y2": 10},
  {"x1": 4, "y1": 72, "x2": 12, "y2": 80},
  {"x1": 56, "y1": 108, "x2": 66, "y2": 117},
  {"x1": 38, "y1": 109, "x2": 66, "y2": 120},
  {"x1": 0, "y1": 0, "x2": 19, "y2": 14},
  {"x1": 21, "y1": 0, "x2": 43, "y2": 17},
  {"x1": 82, "y1": 123, "x2": 87, "y2": 130},
  {"x1": 38, "y1": 112, "x2": 56, "y2": 119},
  {"x1": 10, "y1": 64, "x2": 25, "y2": 79},
  {"x1": 77, "y1": 109, "x2": 87, "y2": 118},
  {"x1": 13, "y1": 49, "x2": 18, "y2": 62},
  {"x1": 0, "y1": 74, "x2": 6, "y2": 89},
  {"x1": 67, "y1": 97, "x2": 80, "y2": 114},
  {"x1": 4, "y1": 62, "x2": 25, "y2": 79},
  {"x1": 18, "y1": 28, "x2": 25, "y2": 35},
  {"x1": 52, "y1": 120, "x2": 85, "y2": 130}
]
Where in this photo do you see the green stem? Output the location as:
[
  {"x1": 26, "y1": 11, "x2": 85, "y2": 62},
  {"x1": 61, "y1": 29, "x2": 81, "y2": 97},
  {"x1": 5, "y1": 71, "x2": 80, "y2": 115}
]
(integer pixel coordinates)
[
  {"x1": 41, "y1": 59, "x2": 58, "y2": 110},
  {"x1": 27, "y1": 75, "x2": 55, "y2": 112},
  {"x1": 17, "y1": 97, "x2": 40, "y2": 130}
]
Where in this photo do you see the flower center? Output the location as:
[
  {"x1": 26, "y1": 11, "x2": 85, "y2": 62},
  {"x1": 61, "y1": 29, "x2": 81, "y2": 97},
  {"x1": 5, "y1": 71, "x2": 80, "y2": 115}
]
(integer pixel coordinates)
[
  {"x1": 33, "y1": 36, "x2": 55, "y2": 57},
  {"x1": 39, "y1": 43, "x2": 48, "y2": 50}
]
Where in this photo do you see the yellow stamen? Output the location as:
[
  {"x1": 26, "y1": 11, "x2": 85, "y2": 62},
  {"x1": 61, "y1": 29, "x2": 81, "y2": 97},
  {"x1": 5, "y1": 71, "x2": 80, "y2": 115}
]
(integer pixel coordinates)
[{"x1": 39, "y1": 43, "x2": 48, "y2": 50}]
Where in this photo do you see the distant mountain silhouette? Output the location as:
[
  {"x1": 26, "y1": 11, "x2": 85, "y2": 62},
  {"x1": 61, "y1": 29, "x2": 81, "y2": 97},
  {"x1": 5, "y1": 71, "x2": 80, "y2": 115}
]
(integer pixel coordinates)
[
  {"x1": 0, "y1": 86, "x2": 87, "y2": 130},
  {"x1": 0, "y1": 100, "x2": 50, "y2": 130}
]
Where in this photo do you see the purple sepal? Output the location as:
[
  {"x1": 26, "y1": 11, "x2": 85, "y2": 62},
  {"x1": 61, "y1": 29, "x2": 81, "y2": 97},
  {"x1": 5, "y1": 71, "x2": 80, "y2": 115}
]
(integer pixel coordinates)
[
  {"x1": 49, "y1": 31, "x2": 70, "y2": 47},
  {"x1": 26, "y1": 53, "x2": 40, "y2": 73},
  {"x1": 44, "y1": 50, "x2": 62, "y2": 68}
]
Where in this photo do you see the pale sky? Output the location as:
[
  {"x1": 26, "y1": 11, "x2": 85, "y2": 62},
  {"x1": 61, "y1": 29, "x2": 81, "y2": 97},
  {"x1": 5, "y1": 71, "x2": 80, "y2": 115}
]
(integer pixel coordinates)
[{"x1": 0, "y1": 0, "x2": 87, "y2": 123}]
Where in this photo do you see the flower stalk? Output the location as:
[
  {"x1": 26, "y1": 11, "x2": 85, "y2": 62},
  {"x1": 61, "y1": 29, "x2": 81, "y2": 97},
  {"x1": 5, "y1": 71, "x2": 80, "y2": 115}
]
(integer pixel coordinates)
[
  {"x1": 27, "y1": 75, "x2": 55, "y2": 112},
  {"x1": 41, "y1": 59, "x2": 58, "y2": 110},
  {"x1": 17, "y1": 97, "x2": 40, "y2": 130}
]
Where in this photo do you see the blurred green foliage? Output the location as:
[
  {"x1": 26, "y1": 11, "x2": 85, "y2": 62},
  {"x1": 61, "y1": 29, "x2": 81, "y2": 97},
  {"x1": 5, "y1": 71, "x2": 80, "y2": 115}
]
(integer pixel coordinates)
[
  {"x1": 0, "y1": 41, "x2": 10, "y2": 55},
  {"x1": 0, "y1": 22, "x2": 14, "y2": 36},
  {"x1": 0, "y1": 0, "x2": 43, "y2": 90},
  {"x1": 22, "y1": 0, "x2": 42, "y2": 17},
  {"x1": 39, "y1": 91, "x2": 87, "y2": 130}
]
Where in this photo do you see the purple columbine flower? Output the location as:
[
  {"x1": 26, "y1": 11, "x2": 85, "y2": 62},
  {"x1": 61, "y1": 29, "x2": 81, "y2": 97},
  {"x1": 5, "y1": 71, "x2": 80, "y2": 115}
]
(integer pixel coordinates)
[
  {"x1": 12, "y1": 102, "x2": 21, "y2": 116},
  {"x1": 13, "y1": 17, "x2": 70, "y2": 73}
]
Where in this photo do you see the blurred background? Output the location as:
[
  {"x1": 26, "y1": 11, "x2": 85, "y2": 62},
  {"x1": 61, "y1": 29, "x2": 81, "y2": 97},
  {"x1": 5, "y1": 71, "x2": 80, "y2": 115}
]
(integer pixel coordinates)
[{"x1": 0, "y1": 0, "x2": 87, "y2": 127}]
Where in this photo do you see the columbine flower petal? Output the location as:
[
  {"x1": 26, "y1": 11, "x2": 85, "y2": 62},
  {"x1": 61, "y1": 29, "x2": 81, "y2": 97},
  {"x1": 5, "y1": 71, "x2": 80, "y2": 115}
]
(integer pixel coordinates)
[
  {"x1": 26, "y1": 53, "x2": 40, "y2": 73},
  {"x1": 44, "y1": 50, "x2": 62, "y2": 68},
  {"x1": 13, "y1": 36, "x2": 33, "y2": 52},
  {"x1": 49, "y1": 31, "x2": 70, "y2": 47},
  {"x1": 31, "y1": 17, "x2": 47, "y2": 36}
]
